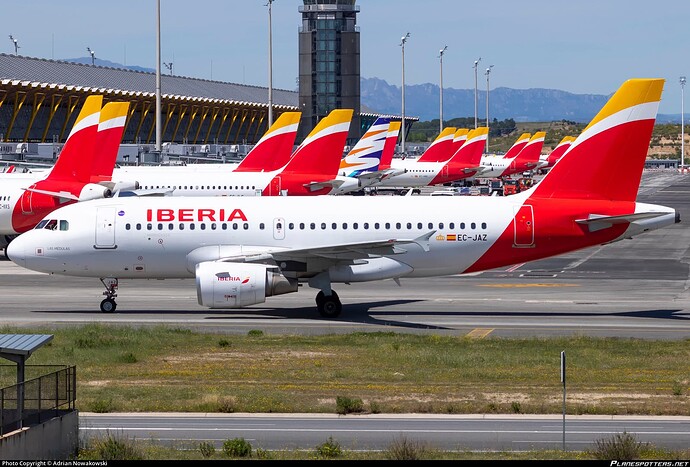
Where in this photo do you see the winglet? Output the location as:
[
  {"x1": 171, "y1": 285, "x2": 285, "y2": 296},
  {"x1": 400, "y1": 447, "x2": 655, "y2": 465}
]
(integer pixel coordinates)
[
  {"x1": 531, "y1": 79, "x2": 664, "y2": 202},
  {"x1": 235, "y1": 111, "x2": 302, "y2": 172}
]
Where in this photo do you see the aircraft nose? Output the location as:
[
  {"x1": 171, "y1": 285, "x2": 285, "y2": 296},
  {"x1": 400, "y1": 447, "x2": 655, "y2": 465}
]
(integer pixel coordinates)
[{"x1": 6, "y1": 238, "x2": 25, "y2": 267}]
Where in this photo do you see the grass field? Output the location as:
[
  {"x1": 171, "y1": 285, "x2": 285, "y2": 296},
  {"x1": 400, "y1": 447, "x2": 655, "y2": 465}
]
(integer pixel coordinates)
[{"x1": 2, "y1": 324, "x2": 688, "y2": 416}]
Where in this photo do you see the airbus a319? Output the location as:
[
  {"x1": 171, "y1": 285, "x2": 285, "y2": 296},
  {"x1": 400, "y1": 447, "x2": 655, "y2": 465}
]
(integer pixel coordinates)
[{"x1": 7, "y1": 79, "x2": 679, "y2": 318}]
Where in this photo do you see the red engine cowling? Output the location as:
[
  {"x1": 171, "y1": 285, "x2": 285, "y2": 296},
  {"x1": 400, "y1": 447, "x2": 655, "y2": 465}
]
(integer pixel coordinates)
[{"x1": 195, "y1": 261, "x2": 298, "y2": 308}]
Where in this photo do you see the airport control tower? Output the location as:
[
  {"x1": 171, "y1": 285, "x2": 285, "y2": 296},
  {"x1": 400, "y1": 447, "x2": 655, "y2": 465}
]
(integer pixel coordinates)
[{"x1": 298, "y1": 0, "x2": 361, "y2": 144}]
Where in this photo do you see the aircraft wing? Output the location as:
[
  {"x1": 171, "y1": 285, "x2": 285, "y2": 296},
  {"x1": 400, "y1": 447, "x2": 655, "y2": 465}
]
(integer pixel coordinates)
[
  {"x1": 304, "y1": 179, "x2": 345, "y2": 191},
  {"x1": 215, "y1": 232, "x2": 436, "y2": 265}
]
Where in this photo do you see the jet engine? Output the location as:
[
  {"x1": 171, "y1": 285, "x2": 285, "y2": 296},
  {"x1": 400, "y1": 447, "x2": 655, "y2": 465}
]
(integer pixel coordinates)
[
  {"x1": 196, "y1": 261, "x2": 298, "y2": 308},
  {"x1": 100, "y1": 180, "x2": 140, "y2": 193},
  {"x1": 78, "y1": 183, "x2": 114, "y2": 201}
]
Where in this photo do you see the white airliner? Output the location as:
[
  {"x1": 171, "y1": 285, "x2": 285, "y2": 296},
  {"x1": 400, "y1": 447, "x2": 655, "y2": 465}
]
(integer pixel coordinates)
[
  {"x1": 374, "y1": 127, "x2": 487, "y2": 188},
  {"x1": 477, "y1": 131, "x2": 546, "y2": 178},
  {"x1": 7, "y1": 79, "x2": 678, "y2": 318},
  {"x1": 108, "y1": 109, "x2": 353, "y2": 197},
  {"x1": 0, "y1": 96, "x2": 129, "y2": 248}
]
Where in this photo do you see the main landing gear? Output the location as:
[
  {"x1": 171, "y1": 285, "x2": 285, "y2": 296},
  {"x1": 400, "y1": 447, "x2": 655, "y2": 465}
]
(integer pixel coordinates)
[
  {"x1": 100, "y1": 277, "x2": 119, "y2": 313},
  {"x1": 315, "y1": 290, "x2": 342, "y2": 318}
]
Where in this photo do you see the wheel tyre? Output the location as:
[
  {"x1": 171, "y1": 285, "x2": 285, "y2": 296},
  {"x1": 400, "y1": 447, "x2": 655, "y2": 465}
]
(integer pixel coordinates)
[
  {"x1": 316, "y1": 291, "x2": 341, "y2": 318},
  {"x1": 100, "y1": 298, "x2": 117, "y2": 313}
]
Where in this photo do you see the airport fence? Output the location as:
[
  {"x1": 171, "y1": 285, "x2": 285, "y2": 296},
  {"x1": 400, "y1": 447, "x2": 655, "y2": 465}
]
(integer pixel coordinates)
[{"x1": 0, "y1": 365, "x2": 76, "y2": 435}]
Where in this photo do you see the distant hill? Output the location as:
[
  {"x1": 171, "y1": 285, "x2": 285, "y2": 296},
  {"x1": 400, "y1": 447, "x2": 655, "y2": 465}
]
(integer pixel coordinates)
[
  {"x1": 61, "y1": 57, "x2": 155, "y2": 73},
  {"x1": 361, "y1": 77, "x2": 685, "y2": 124}
]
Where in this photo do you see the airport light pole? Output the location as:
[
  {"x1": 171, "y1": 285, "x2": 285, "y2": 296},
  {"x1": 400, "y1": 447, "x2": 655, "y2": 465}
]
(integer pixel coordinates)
[
  {"x1": 87, "y1": 47, "x2": 95, "y2": 65},
  {"x1": 473, "y1": 57, "x2": 482, "y2": 129},
  {"x1": 400, "y1": 32, "x2": 411, "y2": 156},
  {"x1": 485, "y1": 65, "x2": 494, "y2": 151},
  {"x1": 439, "y1": 45, "x2": 448, "y2": 133},
  {"x1": 9, "y1": 35, "x2": 19, "y2": 55},
  {"x1": 681, "y1": 76, "x2": 686, "y2": 172},
  {"x1": 267, "y1": 0, "x2": 275, "y2": 127},
  {"x1": 164, "y1": 62, "x2": 173, "y2": 76},
  {"x1": 155, "y1": 0, "x2": 162, "y2": 154}
]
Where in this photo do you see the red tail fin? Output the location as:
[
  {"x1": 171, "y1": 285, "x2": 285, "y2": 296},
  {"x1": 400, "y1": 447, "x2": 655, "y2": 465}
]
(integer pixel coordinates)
[
  {"x1": 379, "y1": 121, "x2": 401, "y2": 170},
  {"x1": 47, "y1": 95, "x2": 103, "y2": 183},
  {"x1": 417, "y1": 127, "x2": 456, "y2": 162},
  {"x1": 90, "y1": 101, "x2": 129, "y2": 183},
  {"x1": 531, "y1": 79, "x2": 664, "y2": 201},
  {"x1": 235, "y1": 112, "x2": 302, "y2": 172},
  {"x1": 503, "y1": 132, "x2": 531, "y2": 159},
  {"x1": 282, "y1": 109, "x2": 353, "y2": 176}
]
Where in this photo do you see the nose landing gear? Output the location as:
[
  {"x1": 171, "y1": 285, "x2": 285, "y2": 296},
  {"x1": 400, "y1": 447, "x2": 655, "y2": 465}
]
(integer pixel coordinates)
[{"x1": 100, "y1": 277, "x2": 119, "y2": 313}]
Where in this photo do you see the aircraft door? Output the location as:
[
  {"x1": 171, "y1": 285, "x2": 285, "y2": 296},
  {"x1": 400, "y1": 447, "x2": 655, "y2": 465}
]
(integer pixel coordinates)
[
  {"x1": 269, "y1": 176, "x2": 281, "y2": 196},
  {"x1": 513, "y1": 205, "x2": 534, "y2": 247},
  {"x1": 20, "y1": 191, "x2": 33, "y2": 214},
  {"x1": 273, "y1": 217, "x2": 285, "y2": 240},
  {"x1": 95, "y1": 207, "x2": 117, "y2": 249}
]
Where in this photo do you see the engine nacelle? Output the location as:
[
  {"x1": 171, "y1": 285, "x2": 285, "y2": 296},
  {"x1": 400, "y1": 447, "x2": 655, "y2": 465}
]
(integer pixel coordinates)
[
  {"x1": 101, "y1": 180, "x2": 140, "y2": 192},
  {"x1": 79, "y1": 183, "x2": 113, "y2": 201},
  {"x1": 196, "y1": 261, "x2": 298, "y2": 309}
]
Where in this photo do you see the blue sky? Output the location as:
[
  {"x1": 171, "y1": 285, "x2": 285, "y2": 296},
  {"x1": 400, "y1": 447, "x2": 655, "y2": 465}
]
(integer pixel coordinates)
[{"x1": 4, "y1": 0, "x2": 689, "y2": 115}]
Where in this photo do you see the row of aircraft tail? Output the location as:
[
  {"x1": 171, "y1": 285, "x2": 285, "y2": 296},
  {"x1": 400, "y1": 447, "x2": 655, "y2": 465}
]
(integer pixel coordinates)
[
  {"x1": 0, "y1": 96, "x2": 570, "y2": 246},
  {"x1": 5, "y1": 78, "x2": 677, "y2": 318}
]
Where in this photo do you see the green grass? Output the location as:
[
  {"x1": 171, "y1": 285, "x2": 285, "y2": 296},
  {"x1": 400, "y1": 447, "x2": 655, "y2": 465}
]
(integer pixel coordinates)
[{"x1": 1, "y1": 324, "x2": 688, "y2": 416}]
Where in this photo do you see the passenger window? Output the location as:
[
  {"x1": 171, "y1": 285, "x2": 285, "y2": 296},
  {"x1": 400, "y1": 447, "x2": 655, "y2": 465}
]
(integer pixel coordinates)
[
  {"x1": 428, "y1": 222, "x2": 433, "y2": 229},
  {"x1": 260, "y1": 223, "x2": 265, "y2": 230},
  {"x1": 136, "y1": 223, "x2": 142, "y2": 230},
  {"x1": 222, "y1": 223, "x2": 227, "y2": 230},
  {"x1": 168, "y1": 224, "x2": 174, "y2": 231},
  {"x1": 417, "y1": 223, "x2": 422, "y2": 229},
  {"x1": 439, "y1": 223, "x2": 444, "y2": 229},
  {"x1": 332, "y1": 223, "x2": 337, "y2": 230},
  {"x1": 363, "y1": 223, "x2": 369, "y2": 230},
  {"x1": 396, "y1": 222, "x2": 401, "y2": 229},
  {"x1": 211, "y1": 223, "x2": 217, "y2": 230},
  {"x1": 233, "y1": 223, "x2": 238, "y2": 230},
  {"x1": 158, "y1": 223, "x2": 163, "y2": 230},
  {"x1": 179, "y1": 223, "x2": 185, "y2": 230},
  {"x1": 385, "y1": 223, "x2": 390, "y2": 229},
  {"x1": 289, "y1": 223, "x2": 294, "y2": 230},
  {"x1": 243, "y1": 223, "x2": 249, "y2": 230},
  {"x1": 353, "y1": 223, "x2": 358, "y2": 229},
  {"x1": 406, "y1": 223, "x2": 412, "y2": 229},
  {"x1": 481, "y1": 222, "x2": 487, "y2": 229},
  {"x1": 471, "y1": 222, "x2": 476, "y2": 229},
  {"x1": 200, "y1": 224, "x2": 206, "y2": 230},
  {"x1": 310, "y1": 223, "x2": 316, "y2": 230},
  {"x1": 147, "y1": 223, "x2": 153, "y2": 230},
  {"x1": 321, "y1": 223, "x2": 327, "y2": 230},
  {"x1": 449, "y1": 222, "x2": 455, "y2": 229},
  {"x1": 300, "y1": 223, "x2": 305, "y2": 230},
  {"x1": 190, "y1": 224, "x2": 195, "y2": 230},
  {"x1": 125, "y1": 223, "x2": 131, "y2": 231},
  {"x1": 342, "y1": 223, "x2": 348, "y2": 230},
  {"x1": 460, "y1": 222, "x2": 465, "y2": 229},
  {"x1": 374, "y1": 223, "x2": 380, "y2": 229}
]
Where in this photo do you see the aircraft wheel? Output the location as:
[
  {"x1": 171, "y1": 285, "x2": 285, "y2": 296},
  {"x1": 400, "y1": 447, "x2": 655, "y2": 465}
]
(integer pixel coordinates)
[
  {"x1": 316, "y1": 290, "x2": 341, "y2": 318},
  {"x1": 100, "y1": 298, "x2": 117, "y2": 313}
]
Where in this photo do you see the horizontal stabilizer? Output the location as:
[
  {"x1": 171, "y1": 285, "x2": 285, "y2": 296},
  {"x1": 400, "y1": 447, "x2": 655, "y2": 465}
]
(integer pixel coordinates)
[
  {"x1": 23, "y1": 187, "x2": 78, "y2": 201},
  {"x1": 304, "y1": 179, "x2": 345, "y2": 191},
  {"x1": 575, "y1": 212, "x2": 667, "y2": 232}
]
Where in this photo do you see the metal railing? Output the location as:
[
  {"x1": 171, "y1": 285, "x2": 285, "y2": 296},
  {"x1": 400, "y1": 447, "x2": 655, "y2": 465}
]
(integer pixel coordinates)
[{"x1": 0, "y1": 365, "x2": 76, "y2": 436}]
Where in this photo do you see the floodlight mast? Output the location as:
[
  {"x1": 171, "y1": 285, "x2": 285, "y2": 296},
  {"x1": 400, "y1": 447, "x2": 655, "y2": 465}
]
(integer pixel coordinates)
[
  {"x1": 267, "y1": 0, "x2": 275, "y2": 127},
  {"x1": 87, "y1": 47, "x2": 95, "y2": 65},
  {"x1": 485, "y1": 65, "x2": 494, "y2": 151},
  {"x1": 473, "y1": 57, "x2": 482, "y2": 129},
  {"x1": 439, "y1": 45, "x2": 448, "y2": 133},
  {"x1": 400, "y1": 32, "x2": 411, "y2": 156},
  {"x1": 9, "y1": 35, "x2": 19, "y2": 55},
  {"x1": 164, "y1": 62, "x2": 174, "y2": 76},
  {"x1": 682, "y1": 76, "x2": 687, "y2": 172}
]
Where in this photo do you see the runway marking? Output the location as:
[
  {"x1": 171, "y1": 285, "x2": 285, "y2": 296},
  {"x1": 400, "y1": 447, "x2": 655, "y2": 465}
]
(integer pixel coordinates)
[
  {"x1": 505, "y1": 263, "x2": 525, "y2": 272},
  {"x1": 466, "y1": 328, "x2": 493, "y2": 339},
  {"x1": 477, "y1": 283, "x2": 579, "y2": 288},
  {"x1": 563, "y1": 245, "x2": 604, "y2": 270}
]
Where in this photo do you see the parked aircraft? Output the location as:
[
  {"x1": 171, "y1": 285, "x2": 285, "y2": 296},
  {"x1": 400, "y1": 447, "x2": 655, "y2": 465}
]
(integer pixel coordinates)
[
  {"x1": 113, "y1": 111, "x2": 303, "y2": 177},
  {"x1": 415, "y1": 127, "x2": 458, "y2": 163},
  {"x1": 0, "y1": 96, "x2": 128, "y2": 247},
  {"x1": 539, "y1": 136, "x2": 576, "y2": 170},
  {"x1": 109, "y1": 109, "x2": 353, "y2": 197},
  {"x1": 7, "y1": 78, "x2": 676, "y2": 317},
  {"x1": 374, "y1": 127, "x2": 488, "y2": 188},
  {"x1": 477, "y1": 132, "x2": 546, "y2": 178}
]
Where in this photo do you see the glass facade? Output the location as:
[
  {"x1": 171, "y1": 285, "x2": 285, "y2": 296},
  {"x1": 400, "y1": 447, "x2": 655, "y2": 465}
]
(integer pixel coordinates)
[{"x1": 298, "y1": 0, "x2": 360, "y2": 144}]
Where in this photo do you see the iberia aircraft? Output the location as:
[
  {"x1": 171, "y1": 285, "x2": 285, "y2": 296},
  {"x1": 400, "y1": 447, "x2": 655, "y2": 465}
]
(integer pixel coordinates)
[
  {"x1": 7, "y1": 79, "x2": 678, "y2": 317},
  {"x1": 327, "y1": 117, "x2": 402, "y2": 195},
  {"x1": 0, "y1": 96, "x2": 129, "y2": 248},
  {"x1": 539, "y1": 136, "x2": 576, "y2": 171},
  {"x1": 113, "y1": 111, "x2": 303, "y2": 178},
  {"x1": 108, "y1": 109, "x2": 352, "y2": 196},
  {"x1": 477, "y1": 131, "x2": 546, "y2": 178},
  {"x1": 373, "y1": 127, "x2": 488, "y2": 188},
  {"x1": 415, "y1": 127, "x2": 458, "y2": 163}
]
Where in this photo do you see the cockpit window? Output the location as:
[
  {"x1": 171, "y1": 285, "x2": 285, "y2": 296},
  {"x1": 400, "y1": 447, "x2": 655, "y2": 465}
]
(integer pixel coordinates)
[
  {"x1": 45, "y1": 219, "x2": 58, "y2": 231},
  {"x1": 59, "y1": 220, "x2": 69, "y2": 231},
  {"x1": 35, "y1": 220, "x2": 48, "y2": 230}
]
